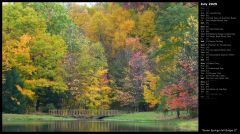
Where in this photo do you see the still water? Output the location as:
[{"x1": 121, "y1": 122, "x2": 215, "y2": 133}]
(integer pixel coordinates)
[{"x1": 3, "y1": 120, "x2": 190, "y2": 132}]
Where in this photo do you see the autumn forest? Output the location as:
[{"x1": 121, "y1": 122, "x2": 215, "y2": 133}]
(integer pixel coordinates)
[{"x1": 2, "y1": 2, "x2": 198, "y2": 120}]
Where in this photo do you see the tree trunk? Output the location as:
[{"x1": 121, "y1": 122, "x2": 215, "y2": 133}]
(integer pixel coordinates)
[
  {"x1": 176, "y1": 108, "x2": 180, "y2": 119},
  {"x1": 36, "y1": 99, "x2": 40, "y2": 112}
]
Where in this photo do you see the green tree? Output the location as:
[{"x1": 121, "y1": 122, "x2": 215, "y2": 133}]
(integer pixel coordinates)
[
  {"x1": 149, "y1": 3, "x2": 198, "y2": 89},
  {"x1": 2, "y1": 3, "x2": 45, "y2": 82},
  {"x1": 2, "y1": 69, "x2": 32, "y2": 113},
  {"x1": 25, "y1": 33, "x2": 67, "y2": 111},
  {"x1": 24, "y1": 3, "x2": 72, "y2": 35},
  {"x1": 3, "y1": 3, "x2": 46, "y2": 41}
]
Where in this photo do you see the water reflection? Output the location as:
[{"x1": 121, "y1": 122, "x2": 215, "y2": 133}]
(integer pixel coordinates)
[{"x1": 3, "y1": 120, "x2": 186, "y2": 132}]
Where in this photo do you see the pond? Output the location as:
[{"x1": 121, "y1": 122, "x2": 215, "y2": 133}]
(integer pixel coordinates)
[{"x1": 2, "y1": 120, "x2": 192, "y2": 132}]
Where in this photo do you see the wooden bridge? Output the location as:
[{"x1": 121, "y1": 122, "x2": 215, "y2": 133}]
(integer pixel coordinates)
[{"x1": 48, "y1": 109, "x2": 128, "y2": 119}]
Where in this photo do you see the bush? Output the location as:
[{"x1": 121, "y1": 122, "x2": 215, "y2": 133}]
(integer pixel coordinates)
[
  {"x1": 42, "y1": 103, "x2": 55, "y2": 112},
  {"x1": 189, "y1": 108, "x2": 198, "y2": 118}
]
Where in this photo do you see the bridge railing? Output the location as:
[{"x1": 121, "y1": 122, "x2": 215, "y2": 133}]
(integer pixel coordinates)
[{"x1": 48, "y1": 109, "x2": 129, "y2": 117}]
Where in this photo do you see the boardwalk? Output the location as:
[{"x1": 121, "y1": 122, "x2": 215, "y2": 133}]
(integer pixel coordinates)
[{"x1": 49, "y1": 109, "x2": 127, "y2": 119}]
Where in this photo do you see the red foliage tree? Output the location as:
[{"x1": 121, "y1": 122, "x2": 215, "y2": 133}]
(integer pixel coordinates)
[{"x1": 160, "y1": 82, "x2": 197, "y2": 118}]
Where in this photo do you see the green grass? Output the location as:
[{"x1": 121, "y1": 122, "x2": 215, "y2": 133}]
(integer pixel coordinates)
[
  {"x1": 104, "y1": 112, "x2": 161, "y2": 121},
  {"x1": 103, "y1": 112, "x2": 198, "y2": 131},
  {"x1": 103, "y1": 111, "x2": 189, "y2": 121},
  {"x1": 2, "y1": 114, "x2": 77, "y2": 122}
]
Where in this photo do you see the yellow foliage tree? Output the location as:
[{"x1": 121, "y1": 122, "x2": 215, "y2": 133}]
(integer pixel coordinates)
[
  {"x1": 16, "y1": 85, "x2": 35, "y2": 100},
  {"x1": 136, "y1": 10, "x2": 156, "y2": 46},
  {"x1": 143, "y1": 71, "x2": 160, "y2": 108},
  {"x1": 85, "y1": 11, "x2": 112, "y2": 43},
  {"x1": 82, "y1": 68, "x2": 112, "y2": 110},
  {"x1": 68, "y1": 4, "x2": 90, "y2": 32},
  {"x1": 24, "y1": 78, "x2": 67, "y2": 92},
  {"x1": 84, "y1": 3, "x2": 135, "y2": 55},
  {"x1": 112, "y1": 20, "x2": 135, "y2": 50},
  {"x1": 2, "y1": 34, "x2": 36, "y2": 82}
]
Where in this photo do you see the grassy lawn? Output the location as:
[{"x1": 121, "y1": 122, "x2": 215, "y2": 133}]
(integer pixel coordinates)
[
  {"x1": 103, "y1": 111, "x2": 189, "y2": 121},
  {"x1": 2, "y1": 114, "x2": 77, "y2": 122},
  {"x1": 103, "y1": 112, "x2": 198, "y2": 131}
]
